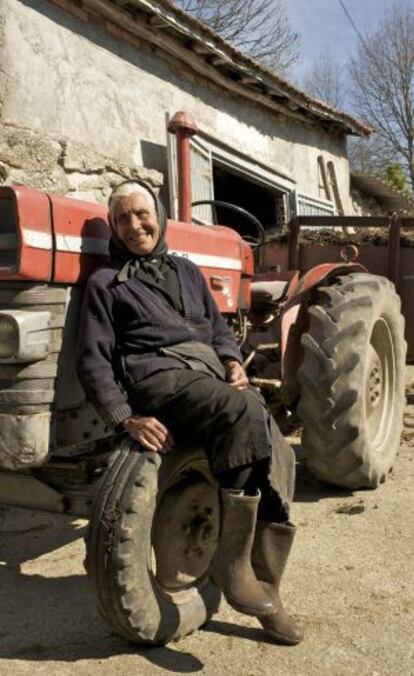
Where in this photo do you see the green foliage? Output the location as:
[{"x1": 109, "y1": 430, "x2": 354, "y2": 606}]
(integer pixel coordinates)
[
  {"x1": 350, "y1": 2, "x2": 414, "y2": 191},
  {"x1": 383, "y1": 163, "x2": 408, "y2": 192}
]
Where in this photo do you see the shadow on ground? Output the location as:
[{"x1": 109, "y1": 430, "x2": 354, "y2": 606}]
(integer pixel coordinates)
[
  {"x1": 202, "y1": 619, "x2": 280, "y2": 646},
  {"x1": 0, "y1": 508, "x2": 204, "y2": 672},
  {"x1": 0, "y1": 439, "x2": 357, "y2": 670},
  {"x1": 291, "y1": 443, "x2": 354, "y2": 503}
]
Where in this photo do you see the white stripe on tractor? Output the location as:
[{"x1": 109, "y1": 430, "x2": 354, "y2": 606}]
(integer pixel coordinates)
[
  {"x1": 169, "y1": 250, "x2": 242, "y2": 271},
  {"x1": 23, "y1": 229, "x2": 53, "y2": 249},
  {"x1": 21, "y1": 230, "x2": 242, "y2": 270},
  {"x1": 55, "y1": 234, "x2": 109, "y2": 255}
]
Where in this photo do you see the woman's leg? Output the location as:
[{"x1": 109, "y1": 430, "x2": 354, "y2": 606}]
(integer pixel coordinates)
[
  {"x1": 129, "y1": 369, "x2": 277, "y2": 617},
  {"x1": 218, "y1": 460, "x2": 303, "y2": 644},
  {"x1": 130, "y1": 369, "x2": 272, "y2": 473},
  {"x1": 218, "y1": 459, "x2": 289, "y2": 523}
]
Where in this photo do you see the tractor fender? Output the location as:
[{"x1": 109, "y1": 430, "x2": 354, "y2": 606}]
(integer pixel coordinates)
[{"x1": 280, "y1": 262, "x2": 367, "y2": 405}]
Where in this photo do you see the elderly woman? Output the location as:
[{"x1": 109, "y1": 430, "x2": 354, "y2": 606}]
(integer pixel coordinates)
[{"x1": 77, "y1": 180, "x2": 303, "y2": 645}]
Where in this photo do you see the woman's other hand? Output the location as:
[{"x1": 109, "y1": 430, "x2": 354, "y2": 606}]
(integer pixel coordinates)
[
  {"x1": 122, "y1": 415, "x2": 173, "y2": 453},
  {"x1": 225, "y1": 360, "x2": 249, "y2": 390}
]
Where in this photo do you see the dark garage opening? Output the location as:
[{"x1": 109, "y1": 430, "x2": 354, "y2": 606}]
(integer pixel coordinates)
[{"x1": 212, "y1": 164, "x2": 285, "y2": 239}]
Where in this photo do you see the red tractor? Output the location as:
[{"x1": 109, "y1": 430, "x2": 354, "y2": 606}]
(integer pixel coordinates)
[{"x1": 0, "y1": 113, "x2": 407, "y2": 645}]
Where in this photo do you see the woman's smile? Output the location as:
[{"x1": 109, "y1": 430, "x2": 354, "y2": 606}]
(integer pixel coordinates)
[{"x1": 112, "y1": 193, "x2": 160, "y2": 255}]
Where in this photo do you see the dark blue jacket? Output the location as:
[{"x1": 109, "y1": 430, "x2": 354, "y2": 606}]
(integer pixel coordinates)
[{"x1": 77, "y1": 256, "x2": 242, "y2": 427}]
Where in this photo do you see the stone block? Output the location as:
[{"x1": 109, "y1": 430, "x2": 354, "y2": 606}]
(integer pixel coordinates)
[
  {"x1": 0, "y1": 126, "x2": 62, "y2": 172},
  {"x1": 62, "y1": 139, "x2": 163, "y2": 191},
  {"x1": 129, "y1": 166, "x2": 163, "y2": 189},
  {"x1": 66, "y1": 172, "x2": 106, "y2": 192},
  {"x1": 61, "y1": 140, "x2": 106, "y2": 173},
  {"x1": 102, "y1": 162, "x2": 163, "y2": 189},
  {"x1": 61, "y1": 140, "x2": 163, "y2": 190},
  {"x1": 7, "y1": 166, "x2": 69, "y2": 195},
  {"x1": 65, "y1": 190, "x2": 106, "y2": 204},
  {"x1": 0, "y1": 122, "x2": 163, "y2": 200}
]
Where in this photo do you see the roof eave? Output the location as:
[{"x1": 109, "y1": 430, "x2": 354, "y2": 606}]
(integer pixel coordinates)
[
  {"x1": 73, "y1": 0, "x2": 372, "y2": 136},
  {"x1": 125, "y1": 0, "x2": 372, "y2": 136}
]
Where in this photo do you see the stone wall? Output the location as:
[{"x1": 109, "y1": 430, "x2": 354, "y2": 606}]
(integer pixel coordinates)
[
  {"x1": 350, "y1": 188, "x2": 389, "y2": 217},
  {"x1": 0, "y1": 124, "x2": 163, "y2": 203},
  {"x1": 0, "y1": 0, "x2": 352, "y2": 213}
]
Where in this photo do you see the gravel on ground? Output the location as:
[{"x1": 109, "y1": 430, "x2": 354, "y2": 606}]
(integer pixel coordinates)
[{"x1": 0, "y1": 402, "x2": 413, "y2": 676}]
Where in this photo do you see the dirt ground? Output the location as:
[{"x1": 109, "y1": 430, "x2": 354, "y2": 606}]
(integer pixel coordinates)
[{"x1": 0, "y1": 399, "x2": 413, "y2": 676}]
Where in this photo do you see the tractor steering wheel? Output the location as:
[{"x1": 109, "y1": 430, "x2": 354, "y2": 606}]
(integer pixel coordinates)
[{"x1": 191, "y1": 200, "x2": 265, "y2": 249}]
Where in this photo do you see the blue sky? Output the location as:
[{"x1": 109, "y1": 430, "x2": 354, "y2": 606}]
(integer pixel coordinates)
[{"x1": 285, "y1": 0, "x2": 391, "y2": 83}]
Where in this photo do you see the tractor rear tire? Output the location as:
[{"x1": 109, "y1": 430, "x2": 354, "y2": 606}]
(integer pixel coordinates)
[
  {"x1": 297, "y1": 273, "x2": 406, "y2": 489},
  {"x1": 85, "y1": 442, "x2": 221, "y2": 645}
]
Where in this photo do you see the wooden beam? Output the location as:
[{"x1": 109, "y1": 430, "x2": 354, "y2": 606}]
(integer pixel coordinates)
[
  {"x1": 318, "y1": 156, "x2": 331, "y2": 201},
  {"x1": 148, "y1": 15, "x2": 170, "y2": 28},
  {"x1": 191, "y1": 43, "x2": 211, "y2": 55},
  {"x1": 209, "y1": 55, "x2": 228, "y2": 67},
  {"x1": 268, "y1": 90, "x2": 289, "y2": 102},
  {"x1": 293, "y1": 216, "x2": 392, "y2": 228},
  {"x1": 239, "y1": 75, "x2": 259, "y2": 85}
]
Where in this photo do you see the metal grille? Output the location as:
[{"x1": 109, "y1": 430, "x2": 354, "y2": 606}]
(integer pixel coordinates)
[
  {"x1": 0, "y1": 199, "x2": 18, "y2": 269},
  {"x1": 295, "y1": 192, "x2": 335, "y2": 218}
]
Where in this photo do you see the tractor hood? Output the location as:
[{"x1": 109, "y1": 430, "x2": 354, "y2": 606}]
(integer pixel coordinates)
[{"x1": 0, "y1": 185, "x2": 253, "y2": 313}]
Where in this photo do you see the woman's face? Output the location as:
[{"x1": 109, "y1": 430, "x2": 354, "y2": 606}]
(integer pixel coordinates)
[{"x1": 112, "y1": 193, "x2": 160, "y2": 255}]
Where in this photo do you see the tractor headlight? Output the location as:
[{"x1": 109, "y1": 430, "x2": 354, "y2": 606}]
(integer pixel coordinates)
[{"x1": 0, "y1": 311, "x2": 51, "y2": 363}]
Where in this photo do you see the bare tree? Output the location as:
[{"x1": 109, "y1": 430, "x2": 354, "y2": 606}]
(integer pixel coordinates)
[
  {"x1": 175, "y1": 0, "x2": 300, "y2": 72},
  {"x1": 350, "y1": 1, "x2": 414, "y2": 190},
  {"x1": 347, "y1": 136, "x2": 381, "y2": 175},
  {"x1": 302, "y1": 49, "x2": 345, "y2": 108}
]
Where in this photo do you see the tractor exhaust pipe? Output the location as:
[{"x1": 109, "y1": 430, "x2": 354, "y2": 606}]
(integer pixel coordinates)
[{"x1": 168, "y1": 111, "x2": 197, "y2": 223}]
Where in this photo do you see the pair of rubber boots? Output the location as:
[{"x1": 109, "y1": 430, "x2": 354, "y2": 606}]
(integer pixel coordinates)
[{"x1": 210, "y1": 489, "x2": 303, "y2": 645}]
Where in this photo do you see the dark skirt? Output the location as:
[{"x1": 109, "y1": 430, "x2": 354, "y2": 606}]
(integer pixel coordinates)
[{"x1": 128, "y1": 369, "x2": 296, "y2": 511}]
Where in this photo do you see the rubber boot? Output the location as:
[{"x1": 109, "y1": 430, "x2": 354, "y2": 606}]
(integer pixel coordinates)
[
  {"x1": 210, "y1": 490, "x2": 275, "y2": 617},
  {"x1": 252, "y1": 521, "x2": 304, "y2": 645}
]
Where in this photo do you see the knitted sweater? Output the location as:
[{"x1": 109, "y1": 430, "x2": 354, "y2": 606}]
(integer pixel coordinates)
[{"x1": 77, "y1": 256, "x2": 242, "y2": 427}]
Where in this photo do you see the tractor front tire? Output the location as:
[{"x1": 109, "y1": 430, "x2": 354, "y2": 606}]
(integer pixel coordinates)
[
  {"x1": 85, "y1": 443, "x2": 221, "y2": 645},
  {"x1": 297, "y1": 273, "x2": 406, "y2": 489}
]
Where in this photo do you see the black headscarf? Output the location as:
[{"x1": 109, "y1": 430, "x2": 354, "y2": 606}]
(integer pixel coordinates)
[{"x1": 108, "y1": 180, "x2": 169, "y2": 282}]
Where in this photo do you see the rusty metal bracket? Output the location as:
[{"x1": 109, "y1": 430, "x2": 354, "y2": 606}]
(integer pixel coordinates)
[
  {"x1": 287, "y1": 215, "x2": 414, "y2": 292},
  {"x1": 387, "y1": 214, "x2": 401, "y2": 289}
]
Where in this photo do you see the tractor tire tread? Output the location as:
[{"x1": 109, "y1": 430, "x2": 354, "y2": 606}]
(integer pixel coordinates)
[
  {"x1": 85, "y1": 446, "x2": 221, "y2": 645},
  {"x1": 297, "y1": 273, "x2": 406, "y2": 488}
]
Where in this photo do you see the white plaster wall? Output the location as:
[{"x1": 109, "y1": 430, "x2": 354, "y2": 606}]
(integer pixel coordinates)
[{"x1": 0, "y1": 0, "x2": 351, "y2": 211}]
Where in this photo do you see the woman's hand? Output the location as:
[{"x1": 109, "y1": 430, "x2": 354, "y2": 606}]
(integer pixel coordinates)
[
  {"x1": 122, "y1": 415, "x2": 173, "y2": 453},
  {"x1": 225, "y1": 360, "x2": 249, "y2": 390}
]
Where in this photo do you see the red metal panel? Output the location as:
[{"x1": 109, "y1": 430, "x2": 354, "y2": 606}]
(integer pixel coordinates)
[
  {"x1": 50, "y1": 194, "x2": 109, "y2": 284},
  {"x1": 399, "y1": 247, "x2": 414, "y2": 361},
  {"x1": 299, "y1": 243, "x2": 414, "y2": 361},
  {"x1": 1, "y1": 187, "x2": 250, "y2": 313},
  {"x1": 0, "y1": 185, "x2": 52, "y2": 281},
  {"x1": 285, "y1": 262, "x2": 367, "y2": 304},
  {"x1": 48, "y1": 195, "x2": 249, "y2": 313},
  {"x1": 265, "y1": 239, "x2": 414, "y2": 360},
  {"x1": 167, "y1": 220, "x2": 247, "y2": 313}
]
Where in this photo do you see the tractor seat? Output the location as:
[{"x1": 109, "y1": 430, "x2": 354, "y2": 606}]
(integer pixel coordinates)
[{"x1": 250, "y1": 280, "x2": 288, "y2": 306}]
